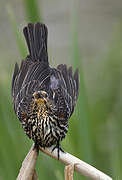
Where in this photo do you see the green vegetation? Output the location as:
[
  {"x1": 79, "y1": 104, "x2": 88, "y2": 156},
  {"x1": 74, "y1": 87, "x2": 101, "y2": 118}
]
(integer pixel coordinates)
[{"x1": 0, "y1": 0, "x2": 121, "y2": 179}]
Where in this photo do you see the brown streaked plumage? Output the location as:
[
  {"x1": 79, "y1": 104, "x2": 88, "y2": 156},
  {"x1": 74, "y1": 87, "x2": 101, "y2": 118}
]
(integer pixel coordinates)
[{"x1": 11, "y1": 22, "x2": 79, "y2": 158}]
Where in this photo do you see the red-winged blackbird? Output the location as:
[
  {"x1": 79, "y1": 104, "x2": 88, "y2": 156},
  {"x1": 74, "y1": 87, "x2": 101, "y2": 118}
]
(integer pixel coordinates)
[{"x1": 11, "y1": 22, "x2": 79, "y2": 158}]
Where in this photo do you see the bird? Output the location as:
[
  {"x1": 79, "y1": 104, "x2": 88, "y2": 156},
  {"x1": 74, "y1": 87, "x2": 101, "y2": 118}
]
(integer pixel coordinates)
[{"x1": 11, "y1": 22, "x2": 79, "y2": 159}]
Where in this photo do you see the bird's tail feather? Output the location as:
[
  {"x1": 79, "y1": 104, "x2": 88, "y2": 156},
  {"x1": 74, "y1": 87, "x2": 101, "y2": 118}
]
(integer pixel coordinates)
[{"x1": 23, "y1": 22, "x2": 48, "y2": 63}]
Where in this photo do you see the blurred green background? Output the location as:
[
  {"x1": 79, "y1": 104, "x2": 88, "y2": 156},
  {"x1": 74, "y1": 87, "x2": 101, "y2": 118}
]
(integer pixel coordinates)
[{"x1": 0, "y1": 0, "x2": 121, "y2": 179}]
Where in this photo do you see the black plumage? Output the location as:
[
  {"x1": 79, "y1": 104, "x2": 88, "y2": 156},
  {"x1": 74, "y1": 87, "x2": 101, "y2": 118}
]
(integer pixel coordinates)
[{"x1": 11, "y1": 22, "x2": 79, "y2": 158}]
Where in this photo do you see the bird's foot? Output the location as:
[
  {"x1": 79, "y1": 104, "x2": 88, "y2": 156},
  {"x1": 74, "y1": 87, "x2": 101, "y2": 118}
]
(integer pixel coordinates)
[{"x1": 52, "y1": 142, "x2": 65, "y2": 160}]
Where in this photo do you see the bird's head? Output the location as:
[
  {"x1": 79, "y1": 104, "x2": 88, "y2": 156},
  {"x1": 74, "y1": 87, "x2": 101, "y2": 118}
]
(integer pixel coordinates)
[
  {"x1": 33, "y1": 91, "x2": 48, "y2": 102},
  {"x1": 32, "y1": 91, "x2": 54, "y2": 117},
  {"x1": 33, "y1": 91, "x2": 49, "y2": 107}
]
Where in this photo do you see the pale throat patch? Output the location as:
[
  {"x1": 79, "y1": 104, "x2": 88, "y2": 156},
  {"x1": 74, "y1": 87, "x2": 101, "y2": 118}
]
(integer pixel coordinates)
[{"x1": 34, "y1": 98, "x2": 48, "y2": 119}]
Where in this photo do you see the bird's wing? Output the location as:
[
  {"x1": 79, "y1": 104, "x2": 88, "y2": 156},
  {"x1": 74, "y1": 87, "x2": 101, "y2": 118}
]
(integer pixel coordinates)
[
  {"x1": 14, "y1": 80, "x2": 42, "y2": 118},
  {"x1": 57, "y1": 64, "x2": 79, "y2": 117},
  {"x1": 12, "y1": 58, "x2": 51, "y2": 115}
]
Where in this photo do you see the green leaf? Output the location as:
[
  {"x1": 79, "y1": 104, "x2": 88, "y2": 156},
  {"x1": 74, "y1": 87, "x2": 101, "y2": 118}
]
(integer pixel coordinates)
[{"x1": 23, "y1": 0, "x2": 42, "y2": 22}]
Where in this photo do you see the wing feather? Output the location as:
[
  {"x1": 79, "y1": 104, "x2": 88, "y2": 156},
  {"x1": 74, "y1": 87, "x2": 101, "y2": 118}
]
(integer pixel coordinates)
[{"x1": 57, "y1": 64, "x2": 79, "y2": 117}]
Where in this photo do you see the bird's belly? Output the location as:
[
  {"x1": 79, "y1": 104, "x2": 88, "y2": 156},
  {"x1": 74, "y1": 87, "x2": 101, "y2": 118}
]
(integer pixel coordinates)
[{"x1": 21, "y1": 116, "x2": 68, "y2": 147}]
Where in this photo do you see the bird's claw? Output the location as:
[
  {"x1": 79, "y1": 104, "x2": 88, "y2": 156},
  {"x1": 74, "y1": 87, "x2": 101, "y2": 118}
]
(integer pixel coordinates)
[{"x1": 52, "y1": 143, "x2": 65, "y2": 160}]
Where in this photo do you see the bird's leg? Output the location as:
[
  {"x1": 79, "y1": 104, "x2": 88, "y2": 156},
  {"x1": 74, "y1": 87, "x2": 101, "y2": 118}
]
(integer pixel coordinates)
[
  {"x1": 33, "y1": 141, "x2": 39, "y2": 152},
  {"x1": 52, "y1": 140, "x2": 65, "y2": 160}
]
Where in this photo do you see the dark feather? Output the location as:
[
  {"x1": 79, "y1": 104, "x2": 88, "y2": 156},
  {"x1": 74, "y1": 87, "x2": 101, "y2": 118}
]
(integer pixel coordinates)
[
  {"x1": 23, "y1": 22, "x2": 48, "y2": 63},
  {"x1": 15, "y1": 80, "x2": 41, "y2": 114},
  {"x1": 22, "y1": 62, "x2": 50, "y2": 85},
  {"x1": 74, "y1": 68, "x2": 79, "y2": 98},
  {"x1": 11, "y1": 23, "x2": 80, "y2": 158},
  {"x1": 57, "y1": 64, "x2": 79, "y2": 116},
  {"x1": 11, "y1": 63, "x2": 19, "y2": 97}
]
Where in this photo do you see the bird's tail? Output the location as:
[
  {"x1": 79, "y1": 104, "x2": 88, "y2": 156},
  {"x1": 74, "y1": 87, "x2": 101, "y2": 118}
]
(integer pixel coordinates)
[{"x1": 23, "y1": 22, "x2": 48, "y2": 64}]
